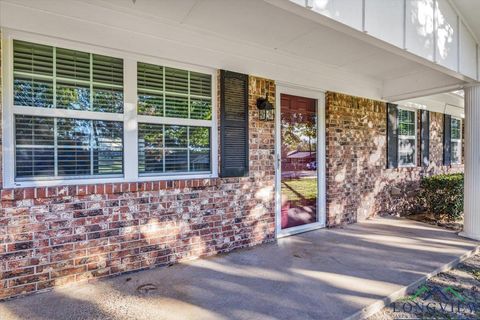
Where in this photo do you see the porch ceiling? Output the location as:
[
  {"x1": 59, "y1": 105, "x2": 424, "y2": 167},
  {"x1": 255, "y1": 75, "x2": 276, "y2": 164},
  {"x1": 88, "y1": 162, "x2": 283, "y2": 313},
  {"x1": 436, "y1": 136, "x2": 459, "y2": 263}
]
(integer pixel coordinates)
[{"x1": 0, "y1": 0, "x2": 470, "y2": 100}]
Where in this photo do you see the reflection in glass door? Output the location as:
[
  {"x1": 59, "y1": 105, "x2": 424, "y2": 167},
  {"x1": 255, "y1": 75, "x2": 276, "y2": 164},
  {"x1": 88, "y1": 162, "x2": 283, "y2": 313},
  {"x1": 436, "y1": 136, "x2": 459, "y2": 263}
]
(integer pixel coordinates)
[{"x1": 280, "y1": 94, "x2": 317, "y2": 229}]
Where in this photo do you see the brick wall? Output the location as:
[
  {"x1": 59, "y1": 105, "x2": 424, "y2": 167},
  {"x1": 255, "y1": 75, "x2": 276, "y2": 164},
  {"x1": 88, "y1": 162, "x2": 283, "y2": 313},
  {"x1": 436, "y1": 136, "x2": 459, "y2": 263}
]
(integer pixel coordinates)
[
  {"x1": 0, "y1": 30, "x2": 2, "y2": 188},
  {"x1": 0, "y1": 72, "x2": 276, "y2": 299},
  {"x1": 325, "y1": 92, "x2": 464, "y2": 226},
  {"x1": 0, "y1": 36, "x2": 464, "y2": 299}
]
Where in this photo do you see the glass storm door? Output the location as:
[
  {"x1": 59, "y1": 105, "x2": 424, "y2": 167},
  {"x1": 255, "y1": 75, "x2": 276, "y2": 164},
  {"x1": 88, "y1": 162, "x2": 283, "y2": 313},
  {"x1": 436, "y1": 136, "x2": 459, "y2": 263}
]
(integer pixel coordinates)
[{"x1": 280, "y1": 94, "x2": 318, "y2": 229}]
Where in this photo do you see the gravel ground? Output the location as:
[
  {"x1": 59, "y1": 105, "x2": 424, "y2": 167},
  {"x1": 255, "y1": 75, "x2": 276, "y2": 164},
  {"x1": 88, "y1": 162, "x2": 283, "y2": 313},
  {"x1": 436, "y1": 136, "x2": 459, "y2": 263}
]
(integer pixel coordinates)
[{"x1": 368, "y1": 253, "x2": 480, "y2": 320}]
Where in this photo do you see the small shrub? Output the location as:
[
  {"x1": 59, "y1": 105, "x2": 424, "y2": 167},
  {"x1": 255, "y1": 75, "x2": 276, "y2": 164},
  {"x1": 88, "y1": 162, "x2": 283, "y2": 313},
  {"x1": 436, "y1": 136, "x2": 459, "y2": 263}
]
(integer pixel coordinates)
[{"x1": 419, "y1": 173, "x2": 464, "y2": 221}]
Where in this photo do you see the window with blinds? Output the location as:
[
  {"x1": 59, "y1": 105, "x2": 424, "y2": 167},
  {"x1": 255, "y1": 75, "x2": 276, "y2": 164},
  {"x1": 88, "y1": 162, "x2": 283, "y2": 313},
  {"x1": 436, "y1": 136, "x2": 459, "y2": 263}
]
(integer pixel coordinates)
[
  {"x1": 7, "y1": 37, "x2": 216, "y2": 186},
  {"x1": 138, "y1": 124, "x2": 210, "y2": 174},
  {"x1": 451, "y1": 118, "x2": 462, "y2": 164},
  {"x1": 398, "y1": 108, "x2": 417, "y2": 167},
  {"x1": 137, "y1": 62, "x2": 212, "y2": 120},
  {"x1": 14, "y1": 40, "x2": 124, "y2": 113},
  {"x1": 12, "y1": 40, "x2": 125, "y2": 181},
  {"x1": 15, "y1": 115, "x2": 123, "y2": 179},
  {"x1": 137, "y1": 61, "x2": 213, "y2": 175}
]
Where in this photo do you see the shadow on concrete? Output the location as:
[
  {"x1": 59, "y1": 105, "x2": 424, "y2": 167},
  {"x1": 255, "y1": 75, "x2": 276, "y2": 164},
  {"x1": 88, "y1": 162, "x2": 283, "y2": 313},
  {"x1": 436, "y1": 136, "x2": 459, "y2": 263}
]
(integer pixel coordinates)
[{"x1": 0, "y1": 217, "x2": 478, "y2": 320}]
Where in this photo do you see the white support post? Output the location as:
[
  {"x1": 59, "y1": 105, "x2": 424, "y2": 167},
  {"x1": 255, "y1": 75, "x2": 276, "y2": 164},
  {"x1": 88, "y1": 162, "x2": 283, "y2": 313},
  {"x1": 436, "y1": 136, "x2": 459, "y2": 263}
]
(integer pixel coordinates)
[
  {"x1": 123, "y1": 59, "x2": 138, "y2": 182},
  {"x1": 460, "y1": 85, "x2": 480, "y2": 241}
]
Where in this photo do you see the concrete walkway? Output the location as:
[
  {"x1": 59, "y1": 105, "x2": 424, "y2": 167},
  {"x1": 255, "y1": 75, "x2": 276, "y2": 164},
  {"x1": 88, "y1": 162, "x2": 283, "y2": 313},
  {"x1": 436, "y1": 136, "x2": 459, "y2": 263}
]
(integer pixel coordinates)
[{"x1": 0, "y1": 217, "x2": 478, "y2": 320}]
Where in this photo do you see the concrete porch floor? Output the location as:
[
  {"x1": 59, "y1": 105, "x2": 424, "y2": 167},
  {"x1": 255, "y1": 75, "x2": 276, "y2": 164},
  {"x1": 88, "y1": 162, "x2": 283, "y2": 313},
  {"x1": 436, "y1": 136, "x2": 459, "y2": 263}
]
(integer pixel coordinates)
[{"x1": 0, "y1": 217, "x2": 478, "y2": 320}]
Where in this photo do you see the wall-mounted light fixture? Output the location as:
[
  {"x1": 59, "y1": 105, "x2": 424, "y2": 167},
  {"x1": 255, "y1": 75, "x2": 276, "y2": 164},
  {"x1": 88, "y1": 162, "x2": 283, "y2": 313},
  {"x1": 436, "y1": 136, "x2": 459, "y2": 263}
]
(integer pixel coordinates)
[{"x1": 256, "y1": 93, "x2": 274, "y2": 121}]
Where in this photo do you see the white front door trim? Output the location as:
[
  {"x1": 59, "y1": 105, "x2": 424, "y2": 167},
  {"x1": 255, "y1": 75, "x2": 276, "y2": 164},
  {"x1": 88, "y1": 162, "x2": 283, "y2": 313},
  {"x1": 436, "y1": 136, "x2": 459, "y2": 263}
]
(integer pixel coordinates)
[{"x1": 274, "y1": 83, "x2": 327, "y2": 238}]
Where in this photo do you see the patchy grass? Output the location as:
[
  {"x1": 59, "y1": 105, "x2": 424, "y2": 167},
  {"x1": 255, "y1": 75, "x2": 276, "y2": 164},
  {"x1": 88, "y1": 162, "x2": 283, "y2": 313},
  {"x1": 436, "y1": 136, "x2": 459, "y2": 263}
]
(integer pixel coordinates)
[{"x1": 281, "y1": 178, "x2": 317, "y2": 202}]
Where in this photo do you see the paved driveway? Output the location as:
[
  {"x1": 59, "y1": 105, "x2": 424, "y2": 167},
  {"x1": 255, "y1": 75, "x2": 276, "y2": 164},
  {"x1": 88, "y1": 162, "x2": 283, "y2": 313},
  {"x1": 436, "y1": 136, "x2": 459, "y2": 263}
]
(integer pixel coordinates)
[{"x1": 0, "y1": 217, "x2": 478, "y2": 320}]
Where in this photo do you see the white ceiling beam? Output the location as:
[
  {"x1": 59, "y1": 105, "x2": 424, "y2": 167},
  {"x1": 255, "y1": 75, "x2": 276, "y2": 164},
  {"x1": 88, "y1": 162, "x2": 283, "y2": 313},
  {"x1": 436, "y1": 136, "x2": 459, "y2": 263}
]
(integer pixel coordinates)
[{"x1": 382, "y1": 69, "x2": 465, "y2": 101}]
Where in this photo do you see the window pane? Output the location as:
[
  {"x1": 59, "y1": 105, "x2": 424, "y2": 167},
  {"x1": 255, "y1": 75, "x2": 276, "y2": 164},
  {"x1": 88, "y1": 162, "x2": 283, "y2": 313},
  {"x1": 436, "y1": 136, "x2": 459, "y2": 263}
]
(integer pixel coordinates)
[
  {"x1": 56, "y1": 81, "x2": 90, "y2": 110},
  {"x1": 189, "y1": 127, "x2": 210, "y2": 148},
  {"x1": 165, "y1": 94, "x2": 188, "y2": 118},
  {"x1": 138, "y1": 91, "x2": 163, "y2": 116},
  {"x1": 13, "y1": 41, "x2": 124, "y2": 113},
  {"x1": 57, "y1": 118, "x2": 91, "y2": 146},
  {"x1": 139, "y1": 123, "x2": 164, "y2": 149},
  {"x1": 15, "y1": 115, "x2": 55, "y2": 146},
  {"x1": 16, "y1": 147, "x2": 54, "y2": 178},
  {"x1": 13, "y1": 40, "x2": 53, "y2": 76},
  {"x1": 137, "y1": 62, "x2": 212, "y2": 120},
  {"x1": 451, "y1": 140, "x2": 461, "y2": 164},
  {"x1": 92, "y1": 120, "x2": 123, "y2": 175},
  {"x1": 190, "y1": 149, "x2": 210, "y2": 172},
  {"x1": 164, "y1": 67, "x2": 188, "y2": 94},
  {"x1": 164, "y1": 125, "x2": 188, "y2": 147},
  {"x1": 165, "y1": 149, "x2": 188, "y2": 172},
  {"x1": 190, "y1": 72, "x2": 211, "y2": 96},
  {"x1": 58, "y1": 147, "x2": 91, "y2": 176},
  {"x1": 399, "y1": 138, "x2": 416, "y2": 166},
  {"x1": 14, "y1": 76, "x2": 54, "y2": 108},
  {"x1": 93, "y1": 148, "x2": 123, "y2": 175},
  {"x1": 189, "y1": 126, "x2": 210, "y2": 172},
  {"x1": 140, "y1": 149, "x2": 164, "y2": 174},
  {"x1": 92, "y1": 54, "x2": 123, "y2": 86},
  {"x1": 15, "y1": 116, "x2": 123, "y2": 180},
  {"x1": 138, "y1": 124, "x2": 211, "y2": 174},
  {"x1": 138, "y1": 62, "x2": 163, "y2": 91},
  {"x1": 14, "y1": 40, "x2": 53, "y2": 107},
  {"x1": 93, "y1": 121, "x2": 123, "y2": 147},
  {"x1": 398, "y1": 109, "x2": 415, "y2": 136},
  {"x1": 56, "y1": 48, "x2": 90, "y2": 81},
  {"x1": 91, "y1": 119, "x2": 124, "y2": 175},
  {"x1": 138, "y1": 123, "x2": 164, "y2": 174},
  {"x1": 190, "y1": 97, "x2": 212, "y2": 120},
  {"x1": 15, "y1": 115, "x2": 55, "y2": 178},
  {"x1": 93, "y1": 85, "x2": 123, "y2": 113},
  {"x1": 451, "y1": 118, "x2": 461, "y2": 140}
]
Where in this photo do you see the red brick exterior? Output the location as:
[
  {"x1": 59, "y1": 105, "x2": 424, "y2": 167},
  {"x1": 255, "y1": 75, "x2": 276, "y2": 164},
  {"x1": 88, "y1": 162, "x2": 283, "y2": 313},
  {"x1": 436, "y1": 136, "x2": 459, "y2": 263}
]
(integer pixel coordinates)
[
  {"x1": 0, "y1": 32, "x2": 463, "y2": 299},
  {"x1": 325, "y1": 92, "x2": 464, "y2": 226},
  {"x1": 0, "y1": 71, "x2": 276, "y2": 299}
]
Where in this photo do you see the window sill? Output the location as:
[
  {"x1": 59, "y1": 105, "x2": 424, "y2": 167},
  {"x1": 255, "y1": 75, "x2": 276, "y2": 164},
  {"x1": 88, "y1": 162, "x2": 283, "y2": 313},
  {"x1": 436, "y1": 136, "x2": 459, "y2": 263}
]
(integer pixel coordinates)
[
  {"x1": 397, "y1": 164, "x2": 417, "y2": 169},
  {"x1": 6, "y1": 173, "x2": 218, "y2": 189},
  {"x1": 1, "y1": 176, "x2": 220, "y2": 201}
]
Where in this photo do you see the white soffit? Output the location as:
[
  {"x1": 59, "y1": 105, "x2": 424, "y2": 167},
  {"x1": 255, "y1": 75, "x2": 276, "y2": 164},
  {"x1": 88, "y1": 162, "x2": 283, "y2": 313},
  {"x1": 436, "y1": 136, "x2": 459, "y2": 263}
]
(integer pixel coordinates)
[
  {"x1": 0, "y1": 0, "x2": 471, "y2": 101},
  {"x1": 396, "y1": 92, "x2": 465, "y2": 118}
]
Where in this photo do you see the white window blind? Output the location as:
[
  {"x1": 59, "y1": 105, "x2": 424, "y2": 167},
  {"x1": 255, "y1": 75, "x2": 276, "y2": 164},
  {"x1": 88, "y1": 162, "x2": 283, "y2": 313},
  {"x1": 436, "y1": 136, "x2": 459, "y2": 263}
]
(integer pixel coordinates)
[
  {"x1": 5, "y1": 35, "x2": 217, "y2": 187},
  {"x1": 137, "y1": 61, "x2": 213, "y2": 176},
  {"x1": 451, "y1": 118, "x2": 462, "y2": 164},
  {"x1": 12, "y1": 40, "x2": 124, "y2": 181},
  {"x1": 138, "y1": 124, "x2": 210, "y2": 174},
  {"x1": 138, "y1": 62, "x2": 212, "y2": 120},
  {"x1": 398, "y1": 108, "x2": 416, "y2": 167}
]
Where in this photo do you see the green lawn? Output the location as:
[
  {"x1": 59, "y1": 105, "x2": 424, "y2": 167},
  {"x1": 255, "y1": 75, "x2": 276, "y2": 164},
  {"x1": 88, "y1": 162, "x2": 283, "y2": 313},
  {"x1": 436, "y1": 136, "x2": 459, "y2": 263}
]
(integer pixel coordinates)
[{"x1": 282, "y1": 178, "x2": 317, "y2": 202}]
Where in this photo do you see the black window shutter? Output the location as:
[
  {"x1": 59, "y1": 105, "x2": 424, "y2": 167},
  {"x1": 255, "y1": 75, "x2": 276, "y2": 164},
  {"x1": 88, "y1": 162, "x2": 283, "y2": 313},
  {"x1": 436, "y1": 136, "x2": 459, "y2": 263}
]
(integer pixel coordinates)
[
  {"x1": 387, "y1": 103, "x2": 399, "y2": 169},
  {"x1": 220, "y1": 70, "x2": 249, "y2": 177},
  {"x1": 443, "y1": 114, "x2": 452, "y2": 166},
  {"x1": 420, "y1": 110, "x2": 430, "y2": 167}
]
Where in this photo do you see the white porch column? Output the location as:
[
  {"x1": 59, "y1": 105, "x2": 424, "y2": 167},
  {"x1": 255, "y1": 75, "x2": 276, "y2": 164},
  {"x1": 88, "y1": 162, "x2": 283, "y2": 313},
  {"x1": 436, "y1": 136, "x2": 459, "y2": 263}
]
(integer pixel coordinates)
[{"x1": 461, "y1": 85, "x2": 480, "y2": 241}]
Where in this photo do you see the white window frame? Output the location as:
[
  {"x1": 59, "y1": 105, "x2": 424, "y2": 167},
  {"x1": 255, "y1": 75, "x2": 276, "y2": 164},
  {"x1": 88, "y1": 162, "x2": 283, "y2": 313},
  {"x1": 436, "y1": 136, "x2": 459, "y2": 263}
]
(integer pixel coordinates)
[
  {"x1": 397, "y1": 106, "x2": 417, "y2": 168},
  {"x1": 450, "y1": 116, "x2": 462, "y2": 165},
  {"x1": 2, "y1": 29, "x2": 218, "y2": 188}
]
